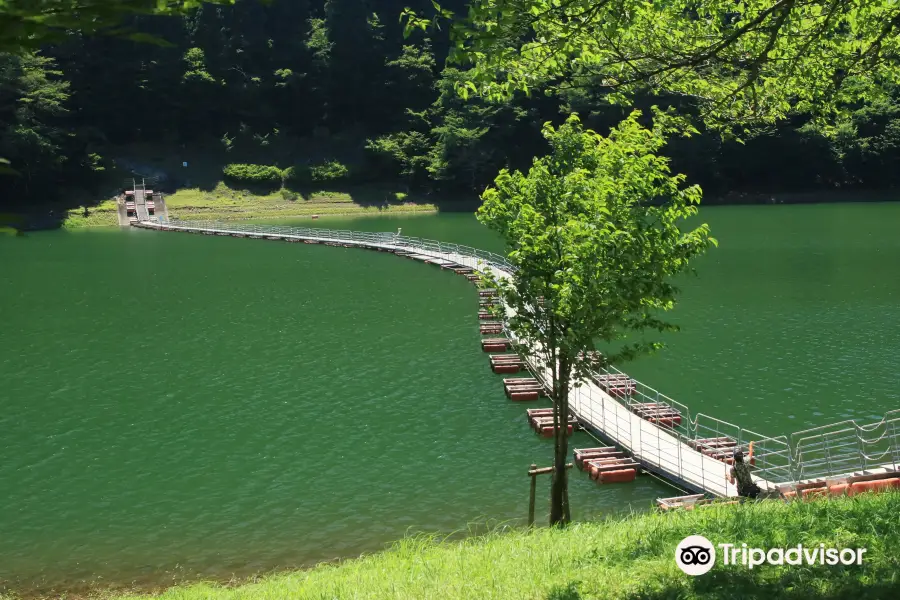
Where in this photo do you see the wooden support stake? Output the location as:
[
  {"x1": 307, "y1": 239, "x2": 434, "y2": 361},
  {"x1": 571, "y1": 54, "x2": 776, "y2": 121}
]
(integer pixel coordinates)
[
  {"x1": 528, "y1": 463, "x2": 537, "y2": 527},
  {"x1": 528, "y1": 463, "x2": 574, "y2": 527}
]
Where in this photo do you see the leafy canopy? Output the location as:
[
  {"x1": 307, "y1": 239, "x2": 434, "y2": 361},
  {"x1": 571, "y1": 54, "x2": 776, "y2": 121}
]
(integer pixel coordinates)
[
  {"x1": 478, "y1": 111, "x2": 716, "y2": 378},
  {"x1": 0, "y1": 52, "x2": 71, "y2": 176},
  {"x1": 285, "y1": 160, "x2": 352, "y2": 185},
  {"x1": 222, "y1": 163, "x2": 284, "y2": 184},
  {"x1": 405, "y1": 0, "x2": 900, "y2": 133},
  {"x1": 0, "y1": 1, "x2": 237, "y2": 53}
]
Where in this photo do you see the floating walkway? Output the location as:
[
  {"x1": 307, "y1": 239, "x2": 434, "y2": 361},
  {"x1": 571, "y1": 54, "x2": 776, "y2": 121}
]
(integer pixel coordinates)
[{"x1": 133, "y1": 218, "x2": 900, "y2": 500}]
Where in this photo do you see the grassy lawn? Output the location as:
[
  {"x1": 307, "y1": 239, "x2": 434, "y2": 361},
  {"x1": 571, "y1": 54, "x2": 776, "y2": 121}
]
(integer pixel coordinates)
[
  {"x1": 20, "y1": 492, "x2": 894, "y2": 600},
  {"x1": 61, "y1": 199, "x2": 120, "y2": 230},
  {"x1": 56, "y1": 183, "x2": 441, "y2": 228},
  {"x1": 162, "y1": 182, "x2": 439, "y2": 222}
]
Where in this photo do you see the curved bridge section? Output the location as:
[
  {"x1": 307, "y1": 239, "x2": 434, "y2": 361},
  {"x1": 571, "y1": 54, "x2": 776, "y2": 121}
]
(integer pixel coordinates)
[{"x1": 134, "y1": 218, "x2": 899, "y2": 500}]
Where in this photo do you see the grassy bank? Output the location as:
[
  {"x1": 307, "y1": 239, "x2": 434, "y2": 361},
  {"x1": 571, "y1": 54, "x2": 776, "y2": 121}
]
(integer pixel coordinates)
[
  {"x1": 60, "y1": 199, "x2": 121, "y2": 230},
  {"x1": 44, "y1": 183, "x2": 900, "y2": 230},
  {"x1": 57, "y1": 183, "x2": 441, "y2": 229},
  {"x1": 15, "y1": 492, "x2": 895, "y2": 600},
  {"x1": 161, "y1": 183, "x2": 439, "y2": 222}
]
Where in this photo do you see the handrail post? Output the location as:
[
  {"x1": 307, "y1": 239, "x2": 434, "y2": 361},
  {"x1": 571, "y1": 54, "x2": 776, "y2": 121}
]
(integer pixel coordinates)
[
  {"x1": 856, "y1": 426, "x2": 867, "y2": 473},
  {"x1": 892, "y1": 421, "x2": 900, "y2": 472}
]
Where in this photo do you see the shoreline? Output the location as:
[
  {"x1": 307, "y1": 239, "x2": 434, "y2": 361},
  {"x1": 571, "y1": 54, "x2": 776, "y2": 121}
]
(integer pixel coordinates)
[
  {"x1": 705, "y1": 189, "x2": 900, "y2": 205},
  {"x1": 3, "y1": 182, "x2": 451, "y2": 231},
  {"x1": 3, "y1": 186, "x2": 898, "y2": 231},
  {"x1": 23, "y1": 203, "x2": 441, "y2": 231},
  {"x1": 3, "y1": 493, "x2": 898, "y2": 600}
]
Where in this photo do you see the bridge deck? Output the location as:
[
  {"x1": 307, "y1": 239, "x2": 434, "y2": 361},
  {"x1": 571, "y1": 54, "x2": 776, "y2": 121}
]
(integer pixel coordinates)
[
  {"x1": 132, "y1": 220, "x2": 810, "y2": 498},
  {"x1": 134, "y1": 195, "x2": 150, "y2": 222},
  {"x1": 460, "y1": 258, "x2": 771, "y2": 498}
]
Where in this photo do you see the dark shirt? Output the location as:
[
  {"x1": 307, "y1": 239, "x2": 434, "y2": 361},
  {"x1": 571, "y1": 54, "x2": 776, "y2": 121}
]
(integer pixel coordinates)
[{"x1": 731, "y1": 461, "x2": 754, "y2": 492}]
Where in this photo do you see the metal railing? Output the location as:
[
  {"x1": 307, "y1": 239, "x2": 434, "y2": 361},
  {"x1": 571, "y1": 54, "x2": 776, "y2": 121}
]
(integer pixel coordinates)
[
  {"x1": 590, "y1": 364, "x2": 794, "y2": 489},
  {"x1": 146, "y1": 217, "x2": 515, "y2": 275},
  {"x1": 141, "y1": 216, "x2": 896, "y2": 494},
  {"x1": 494, "y1": 324, "x2": 789, "y2": 495},
  {"x1": 790, "y1": 410, "x2": 900, "y2": 482}
]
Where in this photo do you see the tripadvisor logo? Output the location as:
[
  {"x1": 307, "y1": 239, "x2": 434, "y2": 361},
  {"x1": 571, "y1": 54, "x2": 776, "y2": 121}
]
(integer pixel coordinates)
[
  {"x1": 675, "y1": 535, "x2": 716, "y2": 576},
  {"x1": 675, "y1": 535, "x2": 867, "y2": 576}
]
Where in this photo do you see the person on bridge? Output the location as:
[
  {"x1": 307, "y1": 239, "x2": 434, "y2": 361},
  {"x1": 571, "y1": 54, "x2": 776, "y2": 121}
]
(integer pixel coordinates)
[{"x1": 728, "y1": 442, "x2": 761, "y2": 499}]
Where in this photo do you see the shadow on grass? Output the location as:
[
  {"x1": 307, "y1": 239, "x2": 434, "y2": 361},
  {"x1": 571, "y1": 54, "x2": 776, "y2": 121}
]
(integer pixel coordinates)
[
  {"x1": 6, "y1": 133, "x2": 484, "y2": 230},
  {"x1": 623, "y1": 567, "x2": 900, "y2": 600},
  {"x1": 225, "y1": 180, "x2": 282, "y2": 197},
  {"x1": 285, "y1": 183, "x2": 481, "y2": 212},
  {"x1": 2, "y1": 203, "x2": 89, "y2": 231},
  {"x1": 546, "y1": 582, "x2": 582, "y2": 600}
]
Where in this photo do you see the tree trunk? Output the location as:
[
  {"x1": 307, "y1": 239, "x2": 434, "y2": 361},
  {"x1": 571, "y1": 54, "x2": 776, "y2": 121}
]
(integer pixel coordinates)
[
  {"x1": 549, "y1": 352, "x2": 570, "y2": 526},
  {"x1": 561, "y1": 350, "x2": 572, "y2": 523},
  {"x1": 548, "y1": 319, "x2": 561, "y2": 525}
]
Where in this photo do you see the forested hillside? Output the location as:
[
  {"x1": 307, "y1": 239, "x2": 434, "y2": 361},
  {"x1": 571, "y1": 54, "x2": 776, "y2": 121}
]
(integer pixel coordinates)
[{"x1": 2, "y1": 0, "x2": 899, "y2": 211}]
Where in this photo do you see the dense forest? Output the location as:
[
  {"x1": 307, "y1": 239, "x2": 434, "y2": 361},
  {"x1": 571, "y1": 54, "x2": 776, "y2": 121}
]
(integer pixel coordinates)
[{"x1": 2, "y1": 0, "x2": 900, "y2": 210}]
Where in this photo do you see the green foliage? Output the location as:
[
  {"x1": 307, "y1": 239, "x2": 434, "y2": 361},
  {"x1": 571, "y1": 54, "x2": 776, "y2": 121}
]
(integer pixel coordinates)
[
  {"x1": 285, "y1": 160, "x2": 350, "y2": 186},
  {"x1": 478, "y1": 111, "x2": 715, "y2": 523},
  {"x1": 280, "y1": 188, "x2": 299, "y2": 202},
  {"x1": 386, "y1": 43, "x2": 435, "y2": 85},
  {"x1": 410, "y1": 0, "x2": 900, "y2": 134},
  {"x1": 282, "y1": 165, "x2": 300, "y2": 184},
  {"x1": 305, "y1": 17, "x2": 332, "y2": 70},
  {"x1": 366, "y1": 66, "x2": 538, "y2": 192},
  {"x1": 310, "y1": 160, "x2": 349, "y2": 182},
  {"x1": 182, "y1": 47, "x2": 216, "y2": 84},
  {"x1": 87, "y1": 153, "x2": 105, "y2": 172},
  {"x1": 0, "y1": 51, "x2": 87, "y2": 201},
  {"x1": 0, "y1": 158, "x2": 17, "y2": 176},
  {"x1": 0, "y1": 1, "x2": 235, "y2": 55},
  {"x1": 427, "y1": 112, "x2": 490, "y2": 183},
  {"x1": 385, "y1": 41, "x2": 436, "y2": 113},
  {"x1": 273, "y1": 68, "x2": 302, "y2": 89},
  {"x1": 365, "y1": 132, "x2": 431, "y2": 183},
  {"x1": 222, "y1": 163, "x2": 284, "y2": 185},
  {"x1": 481, "y1": 111, "x2": 714, "y2": 369},
  {"x1": 424, "y1": 68, "x2": 505, "y2": 187},
  {"x1": 5, "y1": 0, "x2": 900, "y2": 209}
]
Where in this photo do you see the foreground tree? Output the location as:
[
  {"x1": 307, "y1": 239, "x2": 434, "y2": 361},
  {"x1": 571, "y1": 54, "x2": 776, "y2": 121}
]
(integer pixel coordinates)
[
  {"x1": 406, "y1": 0, "x2": 900, "y2": 133},
  {"x1": 477, "y1": 112, "x2": 715, "y2": 525},
  {"x1": 400, "y1": 0, "x2": 900, "y2": 521}
]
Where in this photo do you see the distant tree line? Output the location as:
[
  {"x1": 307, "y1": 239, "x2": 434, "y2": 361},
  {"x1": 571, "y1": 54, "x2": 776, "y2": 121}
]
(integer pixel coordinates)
[{"x1": 2, "y1": 0, "x2": 899, "y2": 208}]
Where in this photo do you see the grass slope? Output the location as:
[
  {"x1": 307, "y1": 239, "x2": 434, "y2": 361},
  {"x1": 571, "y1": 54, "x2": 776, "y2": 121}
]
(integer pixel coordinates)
[
  {"x1": 59, "y1": 183, "x2": 441, "y2": 229},
  {"x1": 81, "y1": 493, "x2": 900, "y2": 600},
  {"x1": 161, "y1": 183, "x2": 439, "y2": 222},
  {"x1": 61, "y1": 199, "x2": 120, "y2": 229}
]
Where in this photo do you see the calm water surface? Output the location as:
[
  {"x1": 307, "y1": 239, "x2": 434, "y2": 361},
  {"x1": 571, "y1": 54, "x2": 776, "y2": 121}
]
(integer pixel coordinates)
[{"x1": 1, "y1": 203, "x2": 898, "y2": 591}]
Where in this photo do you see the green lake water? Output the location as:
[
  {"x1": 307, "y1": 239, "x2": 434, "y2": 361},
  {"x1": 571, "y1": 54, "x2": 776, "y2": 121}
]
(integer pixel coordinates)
[{"x1": 1, "y1": 203, "x2": 898, "y2": 592}]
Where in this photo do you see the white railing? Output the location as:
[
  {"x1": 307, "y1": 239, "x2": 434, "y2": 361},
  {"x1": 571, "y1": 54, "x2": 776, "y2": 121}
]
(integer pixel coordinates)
[
  {"x1": 147, "y1": 217, "x2": 515, "y2": 275},
  {"x1": 791, "y1": 410, "x2": 900, "y2": 482},
  {"x1": 592, "y1": 364, "x2": 794, "y2": 488}
]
